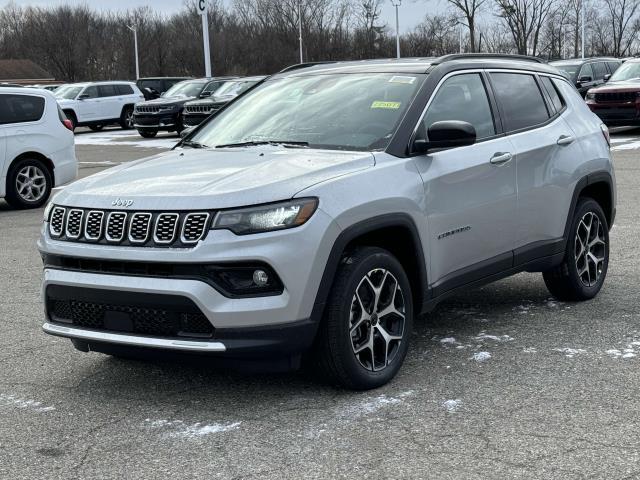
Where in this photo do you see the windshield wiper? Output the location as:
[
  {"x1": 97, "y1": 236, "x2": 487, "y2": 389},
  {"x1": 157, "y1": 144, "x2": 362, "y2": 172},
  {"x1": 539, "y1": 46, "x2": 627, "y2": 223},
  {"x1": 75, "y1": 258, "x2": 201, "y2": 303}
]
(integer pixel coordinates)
[
  {"x1": 215, "y1": 140, "x2": 309, "y2": 149},
  {"x1": 181, "y1": 140, "x2": 208, "y2": 149}
]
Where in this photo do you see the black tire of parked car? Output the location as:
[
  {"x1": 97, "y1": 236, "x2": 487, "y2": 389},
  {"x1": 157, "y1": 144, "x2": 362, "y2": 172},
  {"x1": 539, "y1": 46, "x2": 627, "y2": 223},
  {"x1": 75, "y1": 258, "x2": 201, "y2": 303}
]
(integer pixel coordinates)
[
  {"x1": 5, "y1": 157, "x2": 53, "y2": 209},
  {"x1": 137, "y1": 129, "x2": 158, "y2": 138},
  {"x1": 89, "y1": 125, "x2": 104, "y2": 131},
  {"x1": 313, "y1": 246, "x2": 413, "y2": 390},
  {"x1": 120, "y1": 106, "x2": 134, "y2": 130},
  {"x1": 543, "y1": 198, "x2": 610, "y2": 301}
]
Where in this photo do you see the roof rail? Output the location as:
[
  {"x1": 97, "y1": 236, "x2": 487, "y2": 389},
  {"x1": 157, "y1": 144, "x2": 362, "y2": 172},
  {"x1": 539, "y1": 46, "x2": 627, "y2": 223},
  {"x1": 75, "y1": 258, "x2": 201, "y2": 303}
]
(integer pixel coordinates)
[
  {"x1": 278, "y1": 61, "x2": 338, "y2": 73},
  {"x1": 435, "y1": 53, "x2": 545, "y2": 64}
]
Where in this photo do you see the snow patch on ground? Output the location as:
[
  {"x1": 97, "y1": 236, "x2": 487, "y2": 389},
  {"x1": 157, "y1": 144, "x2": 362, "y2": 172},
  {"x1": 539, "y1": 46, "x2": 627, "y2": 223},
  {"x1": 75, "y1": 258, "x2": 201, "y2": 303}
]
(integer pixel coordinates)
[
  {"x1": 606, "y1": 341, "x2": 640, "y2": 359},
  {"x1": 439, "y1": 336, "x2": 458, "y2": 345},
  {"x1": 554, "y1": 347, "x2": 587, "y2": 358},
  {"x1": 145, "y1": 418, "x2": 241, "y2": 438},
  {"x1": 442, "y1": 399, "x2": 462, "y2": 413},
  {"x1": 612, "y1": 140, "x2": 640, "y2": 151},
  {"x1": 471, "y1": 351, "x2": 492, "y2": 362},
  {"x1": 74, "y1": 129, "x2": 178, "y2": 149},
  {"x1": 336, "y1": 392, "x2": 414, "y2": 420},
  {"x1": 0, "y1": 393, "x2": 55, "y2": 413},
  {"x1": 523, "y1": 347, "x2": 537, "y2": 353},
  {"x1": 474, "y1": 331, "x2": 514, "y2": 343}
]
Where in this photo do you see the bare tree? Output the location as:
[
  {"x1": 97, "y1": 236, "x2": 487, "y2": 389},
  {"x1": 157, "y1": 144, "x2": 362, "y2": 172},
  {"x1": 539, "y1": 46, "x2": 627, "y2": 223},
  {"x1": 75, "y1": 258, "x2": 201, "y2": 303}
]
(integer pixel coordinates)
[
  {"x1": 495, "y1": 0, "x2": 556, "y2": 55},
  {"x1": 446, "y1": 0, "x2": 487, "y2": 52}
]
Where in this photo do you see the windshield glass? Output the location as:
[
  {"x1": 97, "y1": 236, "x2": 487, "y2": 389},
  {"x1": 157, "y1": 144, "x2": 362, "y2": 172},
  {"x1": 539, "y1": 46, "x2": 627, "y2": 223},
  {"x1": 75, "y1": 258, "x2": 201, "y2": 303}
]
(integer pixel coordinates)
[
  {"x1": 609, "y1": 62, "x2": 640, "y2": 81},
  {"x1": 552, "y1": 64, "x2": 580, "y2": 79},
  {"x1": 162, "y1": 81, "x2": 206, "y2": 98},
  {"x1": 192, "y1": 73, "x2": 425, "y2": 151},
  {"x1": 215, "y1": 80, "x2": 260, "y2": 97},
  {"x1": 55, "y1": 86, "x2": 83, "y2": 99}
]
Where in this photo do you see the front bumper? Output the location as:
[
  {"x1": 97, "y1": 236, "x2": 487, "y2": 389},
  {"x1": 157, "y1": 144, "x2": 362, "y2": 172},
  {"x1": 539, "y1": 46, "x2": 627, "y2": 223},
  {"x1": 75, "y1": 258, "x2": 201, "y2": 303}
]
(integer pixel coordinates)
[
  {"x1": 587, "y1": 102, "x2": 640, "y2": 125},
  {"x1": 182, "y1": 113, "x2": 209, "y2": 127},
  {"x1": 133, "y1": 112, "x2": 180, "y2": 130}
]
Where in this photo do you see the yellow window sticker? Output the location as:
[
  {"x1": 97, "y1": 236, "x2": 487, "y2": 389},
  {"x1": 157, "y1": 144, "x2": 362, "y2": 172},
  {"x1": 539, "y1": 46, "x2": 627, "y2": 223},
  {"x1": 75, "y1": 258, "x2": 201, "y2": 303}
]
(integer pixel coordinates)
[
  {"x1": 389, "y1": 75, "x2": 417, "y2": 84},
  {"x1": 371, "y1": 101, "x2": 401, "y2": 109}
]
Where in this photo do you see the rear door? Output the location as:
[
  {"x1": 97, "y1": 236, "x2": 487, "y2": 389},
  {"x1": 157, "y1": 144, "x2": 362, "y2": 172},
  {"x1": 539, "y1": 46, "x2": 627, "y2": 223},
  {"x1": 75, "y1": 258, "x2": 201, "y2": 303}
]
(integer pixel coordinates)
[
  {"x1": 97, "y1": 84, "x2": 120, "y2": 120},
  {"x1": 412, "y1": 71, "x2": 518, "y2": 293},
  {"x1": 489, "y1": 71, "x2": 583, "y2": 260}
]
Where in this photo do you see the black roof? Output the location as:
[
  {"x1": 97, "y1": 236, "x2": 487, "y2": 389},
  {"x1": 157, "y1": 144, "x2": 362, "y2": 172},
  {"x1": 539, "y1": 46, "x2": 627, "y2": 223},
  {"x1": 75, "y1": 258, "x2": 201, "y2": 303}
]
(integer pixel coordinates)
[{"x1": 549, "y1": 57, "x2": 621, "y2": 65}]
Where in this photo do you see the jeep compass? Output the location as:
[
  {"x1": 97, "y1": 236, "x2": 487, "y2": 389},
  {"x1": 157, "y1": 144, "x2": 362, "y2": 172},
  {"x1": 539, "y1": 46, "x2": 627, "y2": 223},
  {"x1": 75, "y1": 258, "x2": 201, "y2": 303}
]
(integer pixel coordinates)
[{"x1": 40, "y1": 55, "x2": 616, "y2": 389}]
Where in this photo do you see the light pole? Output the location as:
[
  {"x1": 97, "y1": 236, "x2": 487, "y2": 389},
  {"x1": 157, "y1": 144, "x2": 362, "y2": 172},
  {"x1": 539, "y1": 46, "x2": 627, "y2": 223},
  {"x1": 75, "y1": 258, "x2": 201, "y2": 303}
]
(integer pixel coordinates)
[
  {"x1": 581, "y1": 0, "x2": 585, "y2": 58},
  {"x1": 391, "y1": 0, "x2": 401, "y2": 59},
  {"x1": 127, "y1": 25, "x2": 139, "y2": 80},
  {"x1": 298, "y1": 0, "x2": 303, "y2": 63}
]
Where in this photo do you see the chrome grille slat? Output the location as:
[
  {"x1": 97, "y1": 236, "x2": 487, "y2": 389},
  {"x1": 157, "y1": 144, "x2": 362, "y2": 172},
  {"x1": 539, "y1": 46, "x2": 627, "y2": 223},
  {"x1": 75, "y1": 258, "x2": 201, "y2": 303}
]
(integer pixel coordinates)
[
  {"x1": 49, "y1": 207, "x2": 66, "y2": 237},
  {"x1": 105, "y1": 212, "x2": 127, "y2": 242},
  {"x1": 154, "y1": 213, "x2": 180, "y2": 244},
  {"x1": 65, "y1": 209, "x2": 84, "y2": 239},
  {"x1": 129, "y1": 213, "x2": 152, "y2": 243},
  {"x1": 181, "y1": 213, "x2": 210, "y2": 244},
  {"x1": 135, "y1": 105, "x2": 161, "y2": 114},
  {"x1": 84, "y1": 211, "x2": 104, "y2": 241},
  {"x1": 185, "y1": 105, "x2": 214, "y2": 114}
]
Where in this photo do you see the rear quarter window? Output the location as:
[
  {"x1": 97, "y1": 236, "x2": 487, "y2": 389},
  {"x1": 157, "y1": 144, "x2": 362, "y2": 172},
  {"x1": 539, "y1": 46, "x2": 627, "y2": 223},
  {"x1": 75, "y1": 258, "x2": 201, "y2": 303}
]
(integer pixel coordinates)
[
  {"x1": 116, "y1": 84, "x2": 134, "y2": 95},
  {"x1": 490, "y1": 73, "x2": 550, "y2": 132},
  {"x1": 540, "y1": 76, "x2": 565, "y2": 114},
  {"x1": 0, "y1": 94, "x2": 46, "y2": 125}
]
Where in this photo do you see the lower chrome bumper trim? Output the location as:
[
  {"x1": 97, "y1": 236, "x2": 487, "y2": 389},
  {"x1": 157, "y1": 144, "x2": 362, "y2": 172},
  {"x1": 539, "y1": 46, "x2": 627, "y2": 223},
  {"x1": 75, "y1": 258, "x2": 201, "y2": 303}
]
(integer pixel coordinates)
[{"x1": 42, "y1": 322, "x2": 226, "y2": 352}]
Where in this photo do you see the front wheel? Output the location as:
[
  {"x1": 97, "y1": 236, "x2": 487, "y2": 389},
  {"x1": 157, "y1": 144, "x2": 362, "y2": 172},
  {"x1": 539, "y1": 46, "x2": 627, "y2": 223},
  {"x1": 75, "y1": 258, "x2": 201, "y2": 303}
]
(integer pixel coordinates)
[
  {"x1": 313, "y1": 247, "x2": 413, "y2": 390},
  {"x1": 137, "y1": 129, "x2": 158, "y2": 138},
  {"x1": 543, "y1": 198, "x2": 610, "y2": 301},
  {"x1": 120, "y1": 106, "x2": 134, "y2": 129}
]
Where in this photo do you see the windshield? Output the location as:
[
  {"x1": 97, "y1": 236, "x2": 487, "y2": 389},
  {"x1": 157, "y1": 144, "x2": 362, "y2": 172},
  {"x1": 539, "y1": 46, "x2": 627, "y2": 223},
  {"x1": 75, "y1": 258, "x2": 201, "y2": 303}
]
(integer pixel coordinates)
[
  {"x1": 162, "y1": 81, "x2": 206, "y2": 98},
  {"x1": 609, "y1": 62, "x2": 640, "y2": 82},
  {"x1": 55, "y1": 86, "x2": 83, "y2": 100},
  {"x1": 192, "y1": 73, "x2": 425, "y2": 152},
  {"x1": 552, "y1": 64, "x2": 580, "y2": 79},
  {"x1": 215, "y1": 80, "x2": 260, "y2": 97}
]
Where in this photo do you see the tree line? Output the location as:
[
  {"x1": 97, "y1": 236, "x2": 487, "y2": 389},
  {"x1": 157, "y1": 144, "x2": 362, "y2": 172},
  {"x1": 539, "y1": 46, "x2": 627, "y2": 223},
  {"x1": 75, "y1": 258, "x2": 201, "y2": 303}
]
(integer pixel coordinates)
[{"x1": 0, "y1": 0, "x2": 638, "y2": 82}]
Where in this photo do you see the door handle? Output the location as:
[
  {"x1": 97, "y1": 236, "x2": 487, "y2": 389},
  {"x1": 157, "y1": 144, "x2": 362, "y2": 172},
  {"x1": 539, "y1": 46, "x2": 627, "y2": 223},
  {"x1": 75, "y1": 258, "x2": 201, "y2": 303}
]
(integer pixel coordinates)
[
  {"x1": 490, "y1": 152, "x2": 513, "y2": 165},
  {"x1": 557, "y1": 135, "x2": 575, "y2": 146}
]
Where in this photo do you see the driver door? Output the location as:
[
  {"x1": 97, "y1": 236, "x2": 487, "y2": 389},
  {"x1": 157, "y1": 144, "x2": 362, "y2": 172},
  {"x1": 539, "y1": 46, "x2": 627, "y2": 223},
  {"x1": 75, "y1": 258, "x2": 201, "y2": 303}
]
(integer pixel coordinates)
[
  {"x1": 75, "y1": 85, "x2": 99, "y2": 122},
  {"x1": 411, "y1": 72, "x2": 517, "y2": 295}
]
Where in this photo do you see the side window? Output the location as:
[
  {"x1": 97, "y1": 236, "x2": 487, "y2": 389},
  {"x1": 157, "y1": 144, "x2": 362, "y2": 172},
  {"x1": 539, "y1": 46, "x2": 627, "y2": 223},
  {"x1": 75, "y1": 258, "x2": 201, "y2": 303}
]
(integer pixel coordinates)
[
  {"x1": 0, "y1": 94, "x2": 45, "y2": 124},
  {"x1": 139, "y1": 80, "x2": 163, "y2": 92},
  {"x1": 540, "y1": 76, "x2": 565, "y2": 114},
  {"x1": 202, "y1": 81, "x2": 223, "y2": 94},
  {"x1": 98, "y1": 85, "x2": 117, "y2": 97},
  {"x1": 592, "y1": 62, "x2": 607, "y2": 80},
  {"x1": 82, "y1": 86, "x2": 98, "y2": 99},
  {"x1": 421, "y1": 73, "x2": 496, "y2": 141},
  {"x1": 490, "y1": 73, "x2": 549, "y2": 132},
  {"x1": 607, "y1": 62, "x2": 621, "y2": 75},
  {"x1": 579, "y1": 63, "x2": 594, "y2": 81},
  {"x1": 116, "y1": 84, "x2": 134, "y2": 95}
]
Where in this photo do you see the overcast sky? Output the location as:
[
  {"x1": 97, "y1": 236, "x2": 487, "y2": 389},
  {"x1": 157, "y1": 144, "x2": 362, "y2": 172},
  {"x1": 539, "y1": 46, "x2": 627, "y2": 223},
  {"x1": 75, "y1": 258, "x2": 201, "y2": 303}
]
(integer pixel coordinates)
[{"x1": 1, "y1": 0, "x2": 441, "y2": 34}]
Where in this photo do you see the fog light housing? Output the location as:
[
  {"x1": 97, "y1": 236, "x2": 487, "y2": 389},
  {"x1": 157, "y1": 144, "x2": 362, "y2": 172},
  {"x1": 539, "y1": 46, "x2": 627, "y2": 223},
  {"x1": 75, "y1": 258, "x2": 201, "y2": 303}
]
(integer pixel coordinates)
[{"x1": 204, "y1": 264, "x2": 283, "y2": 297}]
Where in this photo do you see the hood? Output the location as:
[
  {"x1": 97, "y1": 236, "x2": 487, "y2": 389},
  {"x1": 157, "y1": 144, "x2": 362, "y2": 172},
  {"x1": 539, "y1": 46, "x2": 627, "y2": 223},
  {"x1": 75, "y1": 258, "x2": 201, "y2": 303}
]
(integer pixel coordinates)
[
  {"x1": 54, "y1": 147, "x2": 375, "y2": 210},
  {"x1": 589, "y1": 78, "x2": 640, "y2": 93},
  {"x1": 139, "y1": 96, "x2": 196, "y2": 107},
  {"x1": 186, "y1": 95, "x2": 233, "y2": 107}
]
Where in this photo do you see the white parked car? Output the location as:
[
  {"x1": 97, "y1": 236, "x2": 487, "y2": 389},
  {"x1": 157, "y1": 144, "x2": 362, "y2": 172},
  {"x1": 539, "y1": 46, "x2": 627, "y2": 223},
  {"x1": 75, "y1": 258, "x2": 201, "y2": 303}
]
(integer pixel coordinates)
[
  {"x1": 54, "y1": 82, "x2": 144, "y2": 131},
  {"x1": 0, "y1": 87, "x2": 77, "y2": 209}
]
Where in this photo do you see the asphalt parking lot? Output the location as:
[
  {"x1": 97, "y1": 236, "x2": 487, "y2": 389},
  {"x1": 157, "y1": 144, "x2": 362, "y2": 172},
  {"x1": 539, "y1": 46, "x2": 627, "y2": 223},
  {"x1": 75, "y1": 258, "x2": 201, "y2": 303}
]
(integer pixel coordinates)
[{"x1": 1, "y1": 127, "x2": 640, "y2": 479}]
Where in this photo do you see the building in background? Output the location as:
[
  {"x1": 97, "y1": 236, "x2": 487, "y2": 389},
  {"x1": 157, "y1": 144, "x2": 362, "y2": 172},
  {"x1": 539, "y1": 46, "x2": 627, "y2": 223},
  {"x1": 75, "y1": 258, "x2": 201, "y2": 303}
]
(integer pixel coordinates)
[{"x1": 0, "y1": 59, "x2": 59, "y2": 85}]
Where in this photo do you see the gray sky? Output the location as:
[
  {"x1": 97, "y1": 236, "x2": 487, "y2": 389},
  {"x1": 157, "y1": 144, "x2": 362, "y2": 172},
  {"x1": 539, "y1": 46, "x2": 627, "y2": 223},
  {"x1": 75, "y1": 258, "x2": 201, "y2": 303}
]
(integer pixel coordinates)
[{"x1": 1, "y1": 0, "x2": 441, "y2": 34}]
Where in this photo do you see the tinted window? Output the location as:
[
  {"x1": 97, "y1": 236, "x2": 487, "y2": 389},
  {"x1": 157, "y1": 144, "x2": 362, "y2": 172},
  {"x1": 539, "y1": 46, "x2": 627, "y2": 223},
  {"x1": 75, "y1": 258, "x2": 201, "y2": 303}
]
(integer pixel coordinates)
[
  {"x1": 202, "y1": 80, "x2": 225, "y2": 95},
  {"x1": 0, "y1": 94, "x2": 45, "y2": 124},
  {"x1": 98, "y1": 85, "x2": 117, "y2": 97},
  {"x1": 490, "y1": 73, "x2": 549, "y2": 132},
  {"x1": 607, "y1": 62, "x2": 621, "y2": 75},
  {"x1": 82, "y1": 86, "x2": 98, "y2": 99},
  {"x1": 540, "y1": 76, "x2": 564, "y2": 114},
  {"x1": 138, "y1": 79, "x2": 163, "y2": 93},
  {"x1": 579, "y1": 63, "x2": 594, "y2": 80},
  {"x1": 421, "y1": 73, "x2": 495, "y2": 140},
  {"x1": 592, "y1": 62, "x2": 607, "y2": 80},
  {"x1": 116, "y1": 84, "x2": 134, "y2": 95}
]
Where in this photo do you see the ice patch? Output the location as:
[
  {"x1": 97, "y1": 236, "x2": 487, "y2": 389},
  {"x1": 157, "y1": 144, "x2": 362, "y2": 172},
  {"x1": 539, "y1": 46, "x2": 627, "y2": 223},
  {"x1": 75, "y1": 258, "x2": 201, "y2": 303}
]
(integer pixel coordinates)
[
  {"x1": 471, "y1": 351, "x2": 491, "y2": 362},
  {"x1": 145, "y1": 419, "x2": 241, "y2": 438},
  {"x1": 442, "y1": 399, "x2": 462, "y2": 413},
  {"x1": 554, "y1": 347, "x2": 586, "y2": 358},
  {"x1": 0, "y1": 393, "x2": 55, "y2": 413}
]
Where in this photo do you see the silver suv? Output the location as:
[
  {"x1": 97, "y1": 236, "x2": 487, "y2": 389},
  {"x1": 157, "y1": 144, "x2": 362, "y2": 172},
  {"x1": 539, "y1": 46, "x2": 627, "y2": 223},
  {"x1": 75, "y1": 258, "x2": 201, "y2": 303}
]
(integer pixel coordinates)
[{"x1": 39, "y1": 55, "x2": 616, "y2": 389}]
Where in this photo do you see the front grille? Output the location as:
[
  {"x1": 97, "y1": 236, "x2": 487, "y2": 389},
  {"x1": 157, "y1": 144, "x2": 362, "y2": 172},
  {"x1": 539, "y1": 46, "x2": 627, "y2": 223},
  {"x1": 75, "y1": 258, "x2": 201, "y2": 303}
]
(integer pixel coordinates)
[
  {"x1": 49, "y1": 299, "x2": 214, "y2": 339},
  {"x1": 595, "y1": 92, "x2": 638, "y2": 103},
  {"x1": 135, "y1": 105, "x2": 161, "y2": 113},
  {"x1": 48, "y1": 207, "x2": 214, "y2": 248},
  {"x1": 185, "y1": 104, "x2": 216, "y2": 114}
]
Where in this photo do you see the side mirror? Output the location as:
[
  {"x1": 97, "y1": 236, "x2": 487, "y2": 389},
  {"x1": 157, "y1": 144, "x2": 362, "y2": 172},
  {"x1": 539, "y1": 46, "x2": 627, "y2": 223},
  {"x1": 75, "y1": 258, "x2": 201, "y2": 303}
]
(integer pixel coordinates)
[
  {"x1": 200, "y1": 91, "x2": 212, "y2": 98},
  {"x1": 78, "y1": 94, "x2": 90, "y2": 100},
  {"x1": 604, "y1": 73, "x2": 612, "y2": 81},
  {"x1": 578, "y1": 75, "x2": 592, "y2": 83},
  {"x1": 180, "y1": 126, "x2": 195, "y2": 139},
  {"x1": 412, "y1": 120, "x2": 476, "y2": 153}
]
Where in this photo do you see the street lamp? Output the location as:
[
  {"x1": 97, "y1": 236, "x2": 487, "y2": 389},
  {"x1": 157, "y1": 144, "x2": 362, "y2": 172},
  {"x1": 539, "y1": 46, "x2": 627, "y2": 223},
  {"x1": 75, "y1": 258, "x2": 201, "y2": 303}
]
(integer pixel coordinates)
[
  {"x1": 390, "y1": 0, "x2": 401, "y2": 59},
  {"x1": 127, "y1": 25, "x2": 139, "y2": 80},
  {"x1": 581, "y1": 0, "x2": 585, "y2": 59},
  {"x1": 298, "y1": 0, "x2": 303, "y2": 63}
]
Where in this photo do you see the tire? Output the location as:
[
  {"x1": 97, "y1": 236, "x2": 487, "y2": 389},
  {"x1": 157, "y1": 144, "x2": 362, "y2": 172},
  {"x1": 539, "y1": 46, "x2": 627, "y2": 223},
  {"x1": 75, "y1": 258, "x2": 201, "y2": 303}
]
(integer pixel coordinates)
[
  {"x1": 138, "y1": 129, "x2": 158, "y2": 138},
  {"x1": 5, "y1": 158, "x2": 53, "y2": 209},
  {"x1": 313, "y1": 247, "x2": 413, "y2": 390},
  {"x1": 120, "y1": 106, "x2": 134, "y2": 129},
  {"x1": 543, "y1": 198, "x2": 610, "y2": 301},
  {"x1": 89, "y1": 124, "x2": 104, "y2": 131}
]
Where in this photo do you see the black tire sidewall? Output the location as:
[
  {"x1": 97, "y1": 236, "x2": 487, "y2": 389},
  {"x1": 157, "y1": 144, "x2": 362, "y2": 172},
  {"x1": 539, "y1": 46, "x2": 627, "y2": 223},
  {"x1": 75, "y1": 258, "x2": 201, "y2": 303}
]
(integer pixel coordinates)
[
  {"x1": 565, "y1": 198, "x2": 610, "y2": 298},
  {"x1": 121, "y1": 107, "x2": 134, "y2": 129},
  {"x1": 327, "y1": 248, "x2": 413, "y2": 389},
  {"x1": 5, "y1": 158, "x2": 52, "y2": 209},
  {"x1": 138, "y1": 129, "x2": 158, "y2": 138}
]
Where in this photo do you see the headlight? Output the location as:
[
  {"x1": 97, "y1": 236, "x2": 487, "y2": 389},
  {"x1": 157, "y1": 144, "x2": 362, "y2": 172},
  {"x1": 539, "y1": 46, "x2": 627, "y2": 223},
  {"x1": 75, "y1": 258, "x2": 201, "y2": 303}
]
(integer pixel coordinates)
[
  {"x1": 212, "y1": 198, "x2": 318, "y2": 235},
  {"x1": 586, "y1": 91, "x2": 595, "y2": 100}
]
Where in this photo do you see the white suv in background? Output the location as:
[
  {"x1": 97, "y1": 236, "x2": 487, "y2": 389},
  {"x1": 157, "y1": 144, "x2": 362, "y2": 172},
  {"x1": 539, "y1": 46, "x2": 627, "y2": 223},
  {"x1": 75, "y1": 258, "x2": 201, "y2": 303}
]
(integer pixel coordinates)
[
  {"x1": 54, "y1": 82, "x2": 144, "y2": 131},
  {"x1": 1, "y1": 87, "x2": 77, "y2": 209}
]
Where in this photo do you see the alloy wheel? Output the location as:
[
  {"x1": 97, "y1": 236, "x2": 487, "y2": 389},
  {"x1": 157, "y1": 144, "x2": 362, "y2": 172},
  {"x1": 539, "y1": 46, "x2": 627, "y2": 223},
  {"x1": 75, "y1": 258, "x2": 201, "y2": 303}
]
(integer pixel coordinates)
[
  {"x1": 15, "y1": 165, "x2": 47, "y2": 203},
  {"x1": 574, "y1": 211, "x2": 606, "y2": 287},
  {"x1": 349, "y1": 268, "x2": 406, "y2": 371},
  {"x1": 126, "y1": 110, "x2": 134, "y2": 128}
]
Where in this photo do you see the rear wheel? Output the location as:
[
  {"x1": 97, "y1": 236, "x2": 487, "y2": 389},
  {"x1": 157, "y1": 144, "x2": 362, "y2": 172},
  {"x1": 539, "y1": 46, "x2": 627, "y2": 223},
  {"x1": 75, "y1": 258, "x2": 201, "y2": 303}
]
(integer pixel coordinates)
[
  {"x1": 120, "y1": 106, "x2": 134, "y2": 129},
  {"x1": 5, "y1": 158, "x2": 52, "y2": 209},
  {"x1": 314, "y1": 247, "x2": 413, "y2": 390},
  {"x1": 543, "y1": 198, "x2": 609, "y2": 301},
  {"x1": 138, "y1": 129, "x2": 158, "y2": 138}
]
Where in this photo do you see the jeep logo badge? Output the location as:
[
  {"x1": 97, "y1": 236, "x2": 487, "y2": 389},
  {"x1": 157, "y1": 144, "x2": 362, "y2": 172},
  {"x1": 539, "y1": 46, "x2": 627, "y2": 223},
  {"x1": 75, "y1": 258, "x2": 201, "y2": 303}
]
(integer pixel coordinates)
[{"x1": 112, "y1": 198, "x2": 134, "y2": 207}]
